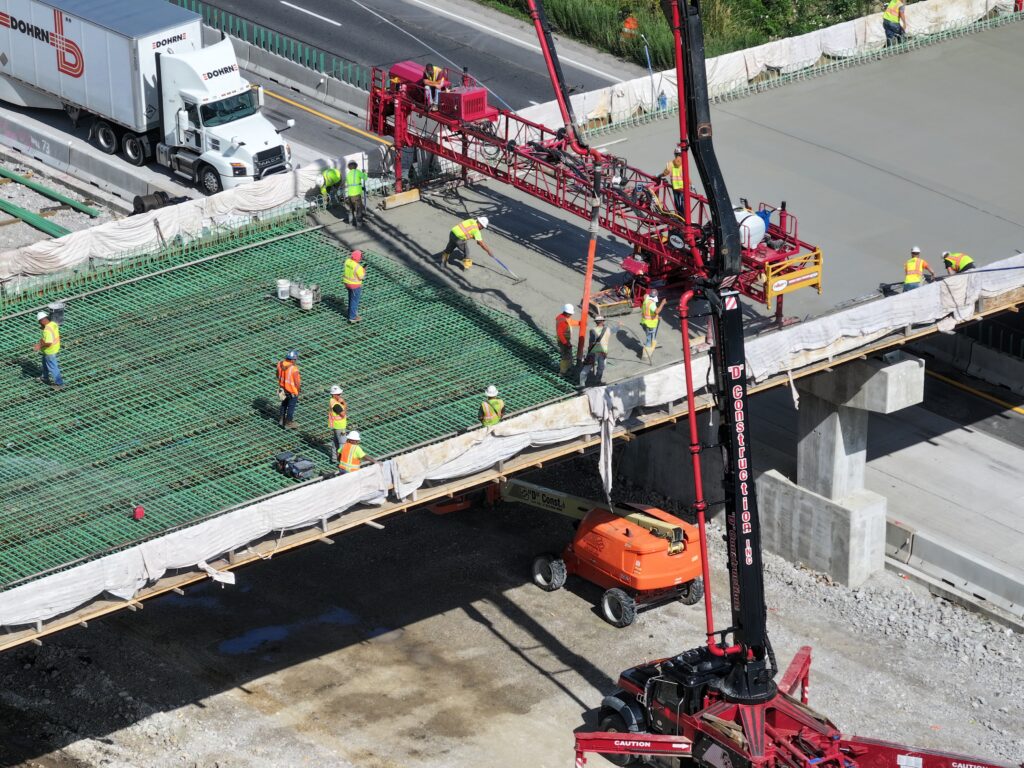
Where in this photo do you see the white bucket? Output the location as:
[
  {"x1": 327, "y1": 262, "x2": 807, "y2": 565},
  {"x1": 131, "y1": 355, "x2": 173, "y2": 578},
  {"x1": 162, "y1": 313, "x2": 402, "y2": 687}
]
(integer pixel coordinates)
[
  {"x1": 276, "y1": 279, "x2": 291, "y2": 301},
  {"x1": 298, "y1": 289, "x2": 313, "y2": 310}
]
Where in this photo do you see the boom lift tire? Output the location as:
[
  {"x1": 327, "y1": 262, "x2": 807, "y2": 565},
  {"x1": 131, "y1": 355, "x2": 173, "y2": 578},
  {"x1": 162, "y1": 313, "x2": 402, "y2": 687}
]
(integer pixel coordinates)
[
  {"x1": 597, "y1": 713, "x2": 641, "y2": 766},
  {"x1": 601, "y1": 588, "x2": 637, "y2": 627},
  {"x1": 94, "y1": 121, "x2": 119, "y2": 155},
  {"x1": 678, "y1": 577, "x2": 704, "y2": 605},
  {"x1": 532, "y1": 554, "x2": 567, "y2": 591}
]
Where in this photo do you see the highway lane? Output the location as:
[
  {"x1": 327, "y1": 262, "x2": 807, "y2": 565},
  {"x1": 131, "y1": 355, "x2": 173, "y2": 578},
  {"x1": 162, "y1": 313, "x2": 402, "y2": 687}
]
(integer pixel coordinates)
[{"x1": 208, "y1": 0, "x2": 630, "y2": 110}]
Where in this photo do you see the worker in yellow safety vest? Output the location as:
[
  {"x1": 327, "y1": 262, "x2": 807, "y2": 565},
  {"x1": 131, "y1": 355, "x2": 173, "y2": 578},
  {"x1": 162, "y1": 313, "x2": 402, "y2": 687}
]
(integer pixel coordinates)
[
  {"x1": 343, "y1": 250, "x2": 365, "y2": 323},
  {"x1": 902, "y1": 246, "x2": 934, "y2": 292},
  {"x1": 882, "y1": 0, "x2": 907, "y2": 46},
  {"x1": 422, "y1": 62, "x2": 448, "y2": 109},
  {"x1": 33, "y1": 310, "x2": 63, "y2": 389},
  {"x1": 345, "y1": 160, "x2": 368, "y2": 226},
  {"x1": 658, "y1": 148, "x2": 687, "y2": 211},
  {"x1": 319, "y1": 166, "x2": 342, "y2": 204},
  {"x1": 441, "y1": 216, "x2": 494, "y2": 266},
  {"x1": 328, "y1": 385, "x2": 349, "y2": 456},
  {"x1": 640, "y1": 289, "x2": 667, "y2": 359},
  {"x1": 338, "y1": 430, "x2": 369, "y2": 473},
  {"x1": 479, "y1": 384, "x2": 505, "y2": 427},
  {"x1": 580, "y1": 315, "x2": 611, "y2": 386},
  {"x1": 943, "y1": 251, "x2": 975, "y2": 275}
]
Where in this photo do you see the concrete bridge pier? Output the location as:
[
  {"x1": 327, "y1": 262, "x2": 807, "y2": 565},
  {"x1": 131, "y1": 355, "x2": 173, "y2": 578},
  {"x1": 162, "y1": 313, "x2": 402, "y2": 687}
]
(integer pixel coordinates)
[{"x1": 757, "y1": 351, "x2": 925, "y2": 586}]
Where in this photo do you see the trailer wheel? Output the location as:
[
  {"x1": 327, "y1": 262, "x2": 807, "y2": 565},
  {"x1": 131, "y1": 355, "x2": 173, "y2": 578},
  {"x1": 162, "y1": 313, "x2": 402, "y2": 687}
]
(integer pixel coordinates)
[
  {"x1": 93, "y1": 121, "x2": 118, "y2": 155},
  {"x1": 198, "y1": 165, "x2": 223, "y2": 195},
  {"x1": 601, "y1": 588, "x2": 637, "y2": 628},
  {"x1": 531, "y1": 554, "x2": 567, "y2": 592},
  {"x1": 678, "y1": 577, "x2": 704, "y2": 605},
  {"x1": 597, "y1": 713, "x2": 641, "y2": 766},
  {"x1": 121, "y1": 133, "x2": 148, "y2": 167}
]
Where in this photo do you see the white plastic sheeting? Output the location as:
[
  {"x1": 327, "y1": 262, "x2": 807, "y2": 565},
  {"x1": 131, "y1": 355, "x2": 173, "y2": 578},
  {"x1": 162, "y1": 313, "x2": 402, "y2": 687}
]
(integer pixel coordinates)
[
  {"x1": 517, "y1": 0, "x2": 1004, "y2": 129},
  {"x1": 0, "y1": 168, "x2": 323, "y2": 283},
  {"x1": 1, "y1": 252, "x2": 1021, "y2": 632}
]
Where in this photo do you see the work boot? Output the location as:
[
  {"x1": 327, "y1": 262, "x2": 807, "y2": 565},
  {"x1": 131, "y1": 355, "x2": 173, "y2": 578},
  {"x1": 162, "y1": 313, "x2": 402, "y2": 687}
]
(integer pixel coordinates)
[
  {"x1": 49, "y1": 384, "x2": 63, "y2": 391},
  {"x1": 441, "y1": 251, "x2": 449, "y2": 266},
  {"x1": 284, "y1": 421, "x2": 299, "y2": 430}
]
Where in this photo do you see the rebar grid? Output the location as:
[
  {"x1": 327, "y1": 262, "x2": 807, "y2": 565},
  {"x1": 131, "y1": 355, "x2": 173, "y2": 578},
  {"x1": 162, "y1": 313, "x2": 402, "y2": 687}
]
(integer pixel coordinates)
[{"x1": 0, "y1": 229, "x2": 572, "y2": 588}]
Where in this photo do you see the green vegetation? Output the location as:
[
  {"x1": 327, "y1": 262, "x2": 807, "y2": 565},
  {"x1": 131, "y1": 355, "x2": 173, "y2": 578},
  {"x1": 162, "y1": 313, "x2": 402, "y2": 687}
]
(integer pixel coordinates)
[{"x1": 489, "y1": 0, "x2": 875, "y2": 64}]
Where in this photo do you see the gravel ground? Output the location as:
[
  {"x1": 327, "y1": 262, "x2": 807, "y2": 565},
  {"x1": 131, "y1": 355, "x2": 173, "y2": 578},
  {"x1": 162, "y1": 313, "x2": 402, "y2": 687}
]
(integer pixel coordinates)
[
  {"x1": 0, "y1": 456, "x2": 1020, "y2": 768},
  {"x1": 0, "y1": 157, "x2": 116, "y2": 251}
]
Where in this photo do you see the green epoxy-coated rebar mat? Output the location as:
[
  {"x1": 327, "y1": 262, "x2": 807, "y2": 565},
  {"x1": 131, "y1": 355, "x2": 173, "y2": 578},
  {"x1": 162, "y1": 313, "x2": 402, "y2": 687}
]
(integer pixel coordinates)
[{"x1": 0, "y1": 228, "x2": 574, "y2": 589}]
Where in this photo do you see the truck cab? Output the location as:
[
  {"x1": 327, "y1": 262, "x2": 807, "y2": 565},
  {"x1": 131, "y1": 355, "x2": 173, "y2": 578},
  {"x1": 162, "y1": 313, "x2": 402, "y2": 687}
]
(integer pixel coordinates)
[{"x1": 157, "y1": 38, "x2": 292, "y2": 193}]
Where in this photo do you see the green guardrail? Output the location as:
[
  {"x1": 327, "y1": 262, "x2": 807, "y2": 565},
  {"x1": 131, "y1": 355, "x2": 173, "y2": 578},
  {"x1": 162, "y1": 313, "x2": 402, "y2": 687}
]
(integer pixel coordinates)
[{"x1": 172, "y1": 0, "x2": 372, "y2": 90}]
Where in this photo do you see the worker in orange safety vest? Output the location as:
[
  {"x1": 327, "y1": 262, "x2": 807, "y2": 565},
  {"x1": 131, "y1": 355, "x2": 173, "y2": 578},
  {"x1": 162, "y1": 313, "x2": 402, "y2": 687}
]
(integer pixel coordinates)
[
  {"x1": 338, "y1": 430, "x2": 370, "y2": 473},
  {"x1": 943, "y1": 251, "x2": 975, "y2": 275},
  {"x1": 277, "y1": 350, "x2": 301, "y2": 429},
  {"x1": 555, "y1": 303, "x2": 580, "y2": 376},
  {"x1": 903, "y1": 246, "x2": 934, "y2": 292}
]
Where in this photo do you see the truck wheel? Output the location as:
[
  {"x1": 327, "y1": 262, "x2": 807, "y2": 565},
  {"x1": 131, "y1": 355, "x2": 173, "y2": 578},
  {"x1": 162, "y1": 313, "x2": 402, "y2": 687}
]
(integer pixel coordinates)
[
  {"x1": 679, "y1": 577, "x2": 704, "y2": 606},
  {"x1": 597, "y1": 713, "x2": 641, "y2": 766},
  {"x1": 198, "y1": 165, "x2": 223, "y2": 195},
  {"x1": 601, "y1": 588, "x2": 637, "y2": 628},
  {"x1": 531, "y1": 554, "x2": 567, "y2": 592},
  {"x1": 121, "y1": 133, "x2": 148, "y2": 167},
  {"x1": 93, "y1": 121, "x2": 118, "y2": 155}
]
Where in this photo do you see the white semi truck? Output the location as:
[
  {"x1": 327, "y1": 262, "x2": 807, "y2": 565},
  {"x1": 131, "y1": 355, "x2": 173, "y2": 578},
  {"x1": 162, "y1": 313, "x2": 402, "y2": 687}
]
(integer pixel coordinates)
[{"x1": 0, "y1": 0, "x2": 294, "y2": 193}]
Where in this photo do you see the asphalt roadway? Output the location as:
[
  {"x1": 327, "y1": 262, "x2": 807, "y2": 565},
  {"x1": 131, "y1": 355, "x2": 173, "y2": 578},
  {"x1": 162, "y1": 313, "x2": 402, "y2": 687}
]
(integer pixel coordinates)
[{"x1": 208, "y1": 0, "x2": 646, "y2": 110}]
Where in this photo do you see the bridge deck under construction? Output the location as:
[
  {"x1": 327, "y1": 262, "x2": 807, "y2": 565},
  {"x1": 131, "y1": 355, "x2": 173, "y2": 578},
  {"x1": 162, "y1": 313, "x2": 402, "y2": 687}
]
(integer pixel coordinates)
[{"x1": 0, "y1": 218, "x2": 573, "y2": 591}]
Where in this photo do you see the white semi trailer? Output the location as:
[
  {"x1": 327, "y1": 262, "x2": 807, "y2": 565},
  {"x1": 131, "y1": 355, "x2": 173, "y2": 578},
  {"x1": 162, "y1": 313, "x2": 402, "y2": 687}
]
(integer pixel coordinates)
[{"x1": 0, "y1": 0, "x2": 294, "y2": 193}]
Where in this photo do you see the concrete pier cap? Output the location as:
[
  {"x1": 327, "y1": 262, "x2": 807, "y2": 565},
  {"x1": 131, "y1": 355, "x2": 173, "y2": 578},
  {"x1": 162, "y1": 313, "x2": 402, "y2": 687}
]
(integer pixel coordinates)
[{"x1": 759, "y1": 351, "x2": 926, "y2": 587}]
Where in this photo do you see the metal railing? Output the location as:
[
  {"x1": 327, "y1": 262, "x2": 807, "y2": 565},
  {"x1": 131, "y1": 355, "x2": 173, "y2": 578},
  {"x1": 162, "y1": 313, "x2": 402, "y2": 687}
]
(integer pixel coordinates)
[{"x1": 170, "y1": 0, "x2": 371, "y2": 90}]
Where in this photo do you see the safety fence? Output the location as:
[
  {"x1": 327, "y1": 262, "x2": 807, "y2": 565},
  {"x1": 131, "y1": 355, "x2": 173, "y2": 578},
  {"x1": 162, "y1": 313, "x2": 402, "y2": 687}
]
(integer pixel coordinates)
[{"x1": 168, "y1": 0, "x2": 371, "y2": 90}]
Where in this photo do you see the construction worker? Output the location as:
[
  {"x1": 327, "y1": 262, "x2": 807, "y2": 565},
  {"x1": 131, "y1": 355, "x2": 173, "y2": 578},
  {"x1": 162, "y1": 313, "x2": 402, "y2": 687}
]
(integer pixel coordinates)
[
  {"x1": 337, "y1": 430, "x2": 369, "y2": 474},
  {"x1": 441, "y1": 216, "x2": 493, "y2": 266},
  {"x1": 903, "y1": 246, "x2": 934, "y2": 292},
  {"x1": 479, "y1": 384, "x2": 505, "y2": 427},
  {"x1": 943, "y1": 251, "x2": 975, "y2": 275},
  {"x1": 422, "y1": 62, "x2": 447, "y2": 109},
  {"x1": 328, "y1": 385, "x2": 348, "y2": 456},
  {"x1": 343, "y1": 250, "x2": 365, "y2": 323},
  {"x1": 658, "y1": 148, "x2": 686, "y2": 211},
  {"x1": 32, "y1": 310, "x2": 63, "y2": 389},
  {"x1": 882, "y1": 0, "x2": 907, "y2": 47},
  {"x1": 640, "y1": 289, "x2": 667, "y2": 358},
  {"x1": 344, "y1": 160, "x2": 368, "y2": 226},
  {"x1": 319, "y1": 165, "x2": 342, "y2": 205},
  {"x1": 620, "y1": 14, "x2": 639, "y2": 44},
  {"x1": 581, "y1": 315, "x2": 611, "y2": 386},
  {"x1": 555, "y1": 303, "x2": 580, "y2": 376},
  {"x1": 276, "y1": 350, "x2": 301, "y2": 429}
]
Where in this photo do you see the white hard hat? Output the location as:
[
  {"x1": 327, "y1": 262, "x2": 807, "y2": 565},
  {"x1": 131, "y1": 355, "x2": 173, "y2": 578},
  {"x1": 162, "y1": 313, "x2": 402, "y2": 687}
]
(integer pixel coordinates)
[
  {"x1": 330, "y1": 385, "x2": 343, "y2": 395},
  {"x1": 478, "y1": 215, "x2": 489, "y2": 229},
  {"x1": 485, "y1": 384, "x2": 498, "y2": 397},
  {"x1": 942, "y1": 251, "x2": 950, "y2": 258},
  {"x1": 595, "y1": 315, "x2": 606, "y2": 322},
  {"x1": 35, "y1": 311, "x2": 48, "y2": 320},
  {"x1": 563, "y1": 303, "x2": 574, "y2": 315},
  {"x1": 911, "y1": 246, "x2": 921, "y2": 254},
  {"x1": 348, "y1": 430, "x2": 361, "y2": 441}
]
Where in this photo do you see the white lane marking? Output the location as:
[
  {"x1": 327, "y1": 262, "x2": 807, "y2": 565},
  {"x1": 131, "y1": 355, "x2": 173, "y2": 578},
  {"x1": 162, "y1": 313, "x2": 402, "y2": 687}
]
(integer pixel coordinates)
[
  {"x1": 403, "y1": 0, "x2": 623, "y2": 83},
  {"x1": 280, "y1": 1, "x2": 342, "y2": 26},
  {"x1": 529, "y1": 100, "x2": 540, "y2": 105}
]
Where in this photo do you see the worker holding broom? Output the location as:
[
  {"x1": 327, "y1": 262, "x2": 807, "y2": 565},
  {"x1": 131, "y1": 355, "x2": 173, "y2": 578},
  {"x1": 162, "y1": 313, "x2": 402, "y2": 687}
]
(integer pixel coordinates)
[{"x1": 441, "y1": 216, "x2": 494, "y2": 267}]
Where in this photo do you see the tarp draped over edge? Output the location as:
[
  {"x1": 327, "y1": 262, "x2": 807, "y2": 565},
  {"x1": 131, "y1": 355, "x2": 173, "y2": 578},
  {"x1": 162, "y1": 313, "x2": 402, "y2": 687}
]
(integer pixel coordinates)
[{"x1": 2, "y1": 251, "x2": 1021, "y2": 630}]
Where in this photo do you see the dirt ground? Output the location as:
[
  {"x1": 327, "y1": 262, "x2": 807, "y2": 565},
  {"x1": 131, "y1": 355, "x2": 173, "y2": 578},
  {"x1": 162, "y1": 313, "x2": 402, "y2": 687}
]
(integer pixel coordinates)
[{"x1": 0, "y1": 457, "x2": 1021, "y2": 768}]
